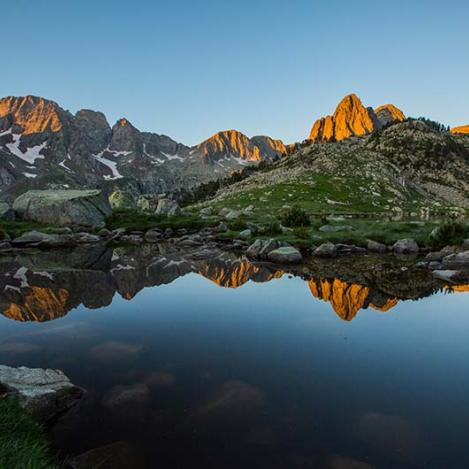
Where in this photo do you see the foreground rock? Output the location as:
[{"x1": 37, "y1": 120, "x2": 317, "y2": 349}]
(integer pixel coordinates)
[
  {"x1": 246, "y1": 238, "x2": 289, "y2": 260},
  {"x1": 314, "y1": 242, "x2": 337, "y2": 258},
  {"x1": 267, "y1": 246, "x2": 302, "y2": 264},
  {"x1": 0, "y1": 364, "x2": 84, "y2": 422},
  {"x1": 13, "y1": 189, "x2": 112, "y2": 227},
  {"x1": 432, "y1": 270, "x2": 469, "y2": 284},
  {"x1": 441, "y1": 251, "x2": 469, "y2": 270},
  {"x1": 393, "y1": 239, "x2": 419, "y2": 255}
]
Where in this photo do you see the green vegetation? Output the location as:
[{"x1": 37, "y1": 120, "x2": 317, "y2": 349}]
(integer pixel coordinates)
[
  {"x1": 0, "y1": 396, "x2": 57, "y2": 469},
  {"x1": 0, "y1": 220, "x2": 50, "y2": 239},
  {"x1": 428, "y1": 221, "x2": 469, "y2": 248},
  {"x1": 281, "y1": 206, "x2": 311, "y2": 227},
  {"x1": 106, "y1": 208, "x2": 215, "y2": 232}
]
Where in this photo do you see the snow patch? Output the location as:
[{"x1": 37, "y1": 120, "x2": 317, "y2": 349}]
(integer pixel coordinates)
[
  {"x1": 162, "y1": 152, "x2": 184, "y2": 161},
  {"x1": 93, "y1": 150, "x2": 123, "y2": 180},
  {"x1": 6, "y1": 134, "x2": 47, "y2": 164},
  {"x1": 13, "y1": 267, "x2": 29, "y2": 288}
]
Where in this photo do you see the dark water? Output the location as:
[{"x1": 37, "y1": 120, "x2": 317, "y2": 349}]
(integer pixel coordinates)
[{"x1": 0, "y1": 244, "x2": 469, "y2": 468}]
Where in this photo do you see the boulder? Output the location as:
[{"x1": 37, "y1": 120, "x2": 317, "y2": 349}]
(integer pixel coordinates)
[
  {"x1": 319, "y1": 224, "x2": 354, "y2": 232},
  {"x1": 137, "y1": 195, "x2": 160, "y2": 213},
  {"x1": 367, "y1": 240, "x2": 387, "y2": 253},
  {"x1": 314, "y1": 242, "x2": 337, "y2": 257},
  {"x1": 246, "y1": 238, "x2": 288, "y2": 260},
  {"x1": 393, "y1": 239, "x2": 419, "y2": 255},
  {"x1": 267, "y1": 246, "x2": 302, "y2": 264},
  {"x1": 432, "y1": 270, "x2": 469, "y2": 284},
  {"x1": 108, "y1": 191, "x2": 136, "y2": 210},
  {"x1": 12, "y1": 230, "x2": 74, "y2": 248},
  {"x1": 144, "y1": 229, "x2": 162, "y2": 243},
  {"x1": 441, "y1": 251, "x2": 469, "y2": 270},
  {"x1": 199, "y1": 207, "x2": 213, "y2": 216},
  {"x1": 0, "y1": 365, "x2": 84, "y2": 422},
  {"x1": 0, "y1": 202, "x2": 15, "y2": 221},
  {"x1": 13, "y1": 190, "x2": 111, "y2": 227},
  {"x1": 73, "y1": 232, "x2": 102, "y2": 244},
  {"x1": 155, "y1": 198, "x2": 181, "y2": 216},
  {"x1": 239, "y1": 229, "x2": 252, "y2": 239},
  {"x1": 225, "y1": 209, "x2": 242, "y2": 220}
]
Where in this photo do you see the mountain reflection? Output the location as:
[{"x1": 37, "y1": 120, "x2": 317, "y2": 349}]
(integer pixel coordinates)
[{"x1": 0, "y1": 244, "x2": 466, "y2": 323}]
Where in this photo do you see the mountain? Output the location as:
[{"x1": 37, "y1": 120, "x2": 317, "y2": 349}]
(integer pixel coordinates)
[
  {"x1": 0, "y1": 96, "x2": 285, "y2": 199},
  {"x1": 309, "y1": 94, "x2": 405, "y2": 142},
  {"x1": 451, "y1": 125, "x2": 469, "y2": 135}
]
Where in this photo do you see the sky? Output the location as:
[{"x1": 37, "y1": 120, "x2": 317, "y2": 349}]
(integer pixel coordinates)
[{"x1": 1, "y1": 0, "x2": 468, "y2": 145}]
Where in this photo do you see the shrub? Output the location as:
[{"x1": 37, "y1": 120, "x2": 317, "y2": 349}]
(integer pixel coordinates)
[
  {"x1": 227, "y1": 219, "x2": 247, "y2": 231},
  {"x1": 293, "y1": 226, "x2": 311, "y2": 239},
  {"x1": 428, "y1": 222, "x2": 469, "y2": 247},
  {"x1": 281, "y1": 206, "x2": 311, "y2": 227},
  {"x1": 262, "y1": 220, "x2": 282, "y2": 235}
]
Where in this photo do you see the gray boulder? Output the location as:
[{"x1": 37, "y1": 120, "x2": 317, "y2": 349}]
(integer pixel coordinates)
[
  {"x1": 314, "y1": 242, "x2": 337, "y2": 257},
  {"x1": 393, "y1": 239, "x2": 419, "y2": 255},
  {"x1": 225, "y1": 209, "x2": 242, "y2": 220},
  {"x1": 267, "y1": 246, "x2": 302, "y2": 264},
  {"x1": 13, "y1": 190, "x2": 112, "y2": 227},
  {"x1": 199, "y1": 207, "x2": 213, "y2": 216},
  {"x1": 441, "y1": 251, "x2": 469, "y2": 270},
  {"x1": 246, "y1": 238, "x2": 288, "y2": 260},
  {"x1": 432, "y1": 270, "x2": 469, "y2": 284},
  {"x1": 319, "y1": 224, "x2": 354, "y2": 232},
  {"x1": 0, "y1": 365, "x2": 84, "y2": 422},
  {"x1": 0, "y1": 202, "x2": 15, "y2": 221},
  {"x1": 109, "y1": 190, "x2": 136, "y2": 210},
  {"x1": 144, "y1": 229, "x2": 162, "y2": 243},
  {"x1": 367, "y1": 240, "x2": 387, "y2": 253},
  {"x1": 156, "y1": 198, "x2": 181, "y2": 216},
  {"x1": 12, "y1": 230, "x2": 74, "y2": 248},
  {"x1": 239, "y1": 229, "x2": 252, "y2": 239}
]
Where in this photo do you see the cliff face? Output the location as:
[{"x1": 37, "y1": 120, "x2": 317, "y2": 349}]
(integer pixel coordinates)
[
  {"x1": 451, "y1": 125, "x2": 469, "y2": 135},
  {"x1": 309, "y1": 94, "x2": 405, "y2": 142}
]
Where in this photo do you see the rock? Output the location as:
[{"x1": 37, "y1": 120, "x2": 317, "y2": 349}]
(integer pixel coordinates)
[
  {"x1": 155, "y1": 198, "x2": 181, "y2": 216},
  {"x1": 219, "y1": 208, "x2": 231, "y2": 217},
  {"x1": 225, "y1": 209, "x2": 242, "y2": 220},
  {"x1": 393, "y1": 239, "x2": 419, "y2": 255},
  {"x1": 13, "y1": 189, "x2": 111, "y2": 227},
  {"x1": 464, "y1": 239, "x2": 469, "y2": 248},
  {"x1": 433, "y1": 270, "x2": 469, "y2": 284},
  {"x1": 110, "y1": 228, "x2": 127, "y2": 240},
  {"x1": 280, "y1": 225, "x2": 293, "y2": 234},
  {"x1": 12, "y1": 230, "x2": 74, "y2": 248},
  {"x1": 267, "y1": 246, "x2": 302, "y2": 264},
  {"x1": 314, "y1": 242, "x2": 337, "y2": 257},
  {"x1": 97, "y1": 228, "x2": 111, "y2": 237},
  {"x1": 0, "y1": 240, "x2": 11, "y2": 250},
  {"x1": 0, "y1": 364, "x2": 84, "y2": 422},
  {"x1": 68, "y1": 441, "x2": 146, "y2": 469},
  {"x1": 367, "y1": 240, "x2": 387, "y2": 253},
  {"x1": 239, "y1": 229, "x2": 252, "y2": 239},
  {"x1": 246, "y1": 238, "x2": 288, "y2": 260},
  {"x1": 319, "y1": 224, "x2": 354, "y2": 232},
  {"x1": 213, "y1": 222, "x2": 228, "y2": 233},
  {"x1": 137, "y1": 195, "x2": 160, "y2": 213},
  {"x1": 425, "y1": 251, "x2": 444, "y2": 262},
  {"x1": 336, "y1": 244, "x2": 367, "y2": 254},
  {"x1": 441, "y1": 251, "x2": 469, "y2": 270},
  {"x1": 108, "y1": 191, "x2": 136, "y2": 210},
  {"x1": 199, "y1": 207, "x2": 213, "y2": 216},
  {"x1": 144, "y1": 229, "x2": 162, "y2": 243},
  {"x1": 0, "y1": 202, "x2": 15, "y2": 221},
  {"x1": 74, "y1": 232, "x2": 101, "y2": 243}
]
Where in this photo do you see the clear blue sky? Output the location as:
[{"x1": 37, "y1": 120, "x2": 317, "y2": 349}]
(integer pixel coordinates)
[{"x1": 2, "y1": 0, "x2": 468, "y2": 145}]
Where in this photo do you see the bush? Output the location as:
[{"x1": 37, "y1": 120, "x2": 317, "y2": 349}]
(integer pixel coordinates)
[
  {"x1": 227, "y1": 219, "x2": 247, "y2": 231},
  {"x1": 293, "y1": 226, "x2": 311, "y2": 239},
  {"x1": 262, "y1": 220, "x2": 282, "y2": 235},
  {"x1": 281, "y1": 206, "x2": 311, "y2": 227},
  {"x1": 428, "y1": 222, "x2": 469, "y2": 247}
]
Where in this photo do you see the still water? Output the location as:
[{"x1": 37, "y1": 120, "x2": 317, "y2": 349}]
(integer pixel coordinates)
[{"x1": 0, "y1": 244, "x2": 468, "y2": 468}]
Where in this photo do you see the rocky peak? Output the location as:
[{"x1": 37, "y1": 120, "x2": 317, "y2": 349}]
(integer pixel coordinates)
[
  {"x1": 0, "y1": 95, "x2": 71, "y2": 135},
  {"x1": 250, "y1": 136, "x2": 286, "y2": 159},
  {"x1": 309, "y1": 94, "x2": 405, "y2": 142},
  {"x1": 70, "y1": 109, "x2": 111, "y2": 155},
  {"x1": 197, "y1": 130, "x2": 262, "y2": 162},
  {"x1": 451, "y1": 125, "x2": 469, "y2": 135},
  {"x1": 110, "y1": 118, "x2": 142, "y2": 153}
]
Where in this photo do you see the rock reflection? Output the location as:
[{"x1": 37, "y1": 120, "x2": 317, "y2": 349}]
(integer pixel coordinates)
[{"x1": 0, "y1": 244, "x2": 467, "y2": 323}]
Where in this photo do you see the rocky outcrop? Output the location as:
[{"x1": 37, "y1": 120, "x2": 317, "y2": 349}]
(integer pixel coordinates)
[
  {"x1": 451, "y1": 125, "x2": 469, "y2": 135},
  {"x1": 13, "y1": 189, "x2": 112, "y2": 226},
  {"x1": 309, "y1": 94, "x2": 405, "y2": 142},
  {"x1": 0, "y1": 364, "x2": 83, "y2": 422}
]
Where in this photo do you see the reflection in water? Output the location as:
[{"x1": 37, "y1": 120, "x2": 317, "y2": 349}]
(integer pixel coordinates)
[{"x1": 0, "y1": 244, "x2": 466, "y2": 323}]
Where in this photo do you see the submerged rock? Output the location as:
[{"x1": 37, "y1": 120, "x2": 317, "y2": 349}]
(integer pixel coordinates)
[
  {"x1": 0, "y1": 364, "x2": 84, "y2": 422},
  {"x1": 13, "y1": 189, "x2": 111, "y2": 227}
]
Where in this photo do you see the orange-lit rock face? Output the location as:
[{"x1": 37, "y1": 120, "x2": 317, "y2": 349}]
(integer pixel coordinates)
[
  {"x1": 309, "y1": 94, "x2": 405, "y2": 142},
  {"x1": 3, "y1": 287, "x2": 69, "y2": 322},
  {"x1": 199, "y1": 261, "x2": 283, "y2": 288},
  {"x1": 308, "y1": 278, "x2": 398, "y2": 320},
  {"x1": 446, "y1": 284, "x2": 469, "y2": 293},
  {"x1": 197, "y1": 130, "x2": 262, "y2": 161},
  {"x1": 0, "y1": 96, "x2": 64, "y2": 134},
  {"x1": 451, "y1": 125, "x2": 469, "y2": 135}
]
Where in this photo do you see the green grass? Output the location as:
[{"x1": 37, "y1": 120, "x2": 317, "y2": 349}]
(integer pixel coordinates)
[
  {"x1": 0, "y1": 220, "x2": 51, "y2": 239},
  {"x1": 106, "y1": 208, "x2": 216, "y2": 232},
  {"x1": 0, "y1": 396, "x2": 57, "y2": 469}
]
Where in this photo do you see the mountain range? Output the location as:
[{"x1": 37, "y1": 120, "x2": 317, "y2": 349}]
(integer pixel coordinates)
[{"x1": 0, "y1": 94, "x2": 467, "y2": 201}]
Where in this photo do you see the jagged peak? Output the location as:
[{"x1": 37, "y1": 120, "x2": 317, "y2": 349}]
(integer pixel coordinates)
[
  {"x1": 114, "y1": 117, "x2": 134, "y2": 128},
  {"x1": 451, "y1": 125, "x2": 469, "y2": 135}
]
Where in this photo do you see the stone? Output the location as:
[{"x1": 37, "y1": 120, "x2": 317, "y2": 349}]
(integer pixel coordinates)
[
  {"x1": 267, "y1": 246, "x2": 302, "y2": 264},
  {"x1": 425, "y1": 251, "x2": 444, "y2": 262},
  {"x1": 336, "y1": 244, "x2": 367, "y2": 254},
  {"x1": 155, "y1": 198, "x2": 181, "y2": 216},
  {"x1": 441, "y1": 251, "x2": 469, "y2": 270},
  {"x1": 108, "y1": 191, "x2": 136, "y2": 210},
  {"x1": 12, "y1": 230, "x2": 74, "y2": 248},
  {"x1": 219, "y1": 208, "x2": 231, "y2": 217},
  {"x1": 213, "y1": 222, "x2": 228, "y2": 233},
  {"x1": 0, "y1": 364, "x2": 84, "y2": 422},
  {"x1": 144, "y1": 229, "x2": 162, "y2": 242},
  {"x1": 137, "y1": 195, "x2": 160, "y2": 213},
  {"x1": 199, "y1": 207, "x2": 213, "y2": 216},
  {"x1": 74, "y1": 232, "x2": 101, "y2": 243},
  {"x1": 13, "y1": 189, "x2": 111, "y2": 227},
  {"x1": 314, "y1": 242, "x2": 337, "y2": 257},
  {"x1": 239, "y1": 229, "x2": 252, "y2": 239},
  {"x1": 97, "y1": 228, "x2": 111, "y2": 237},
  {"x1": 433, "y1": 270, "x2": 469, "y2": 284},
  {"x1": 393, "y1": 239, "x2": 419, "y2": 255},
  {"x1": 367, "y1": 240, "x2": 387, "y2": 253},
  {"x1": 246, "y1": 238, "x2": 288, "y2": 260},
  {"x1": 225, "y1": 209, "x2": 242, "y2": 220},
  {"x1": 0, "y1": 202, "x2": 15, "y2": 221}
]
